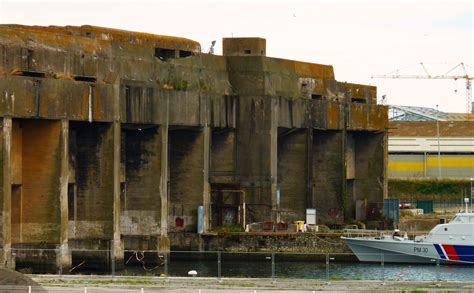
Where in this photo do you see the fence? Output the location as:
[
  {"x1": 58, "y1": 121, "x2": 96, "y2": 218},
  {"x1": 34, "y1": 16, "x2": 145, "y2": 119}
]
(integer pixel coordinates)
[
  {"x1": 399, "y1": 200, "x2": 467, "y2": 212},
  {"x1": 1, "y1": 248, "x2": 474, "y2": 282}
]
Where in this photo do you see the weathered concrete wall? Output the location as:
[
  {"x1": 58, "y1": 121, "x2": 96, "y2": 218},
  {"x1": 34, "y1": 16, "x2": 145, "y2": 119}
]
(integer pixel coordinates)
[
  {"x1": 121, "y1": 126, "x2": 161, "y2": 238},
  {"x1": 0, "y1": 119, "x2": 3, "y2": 244},
  {"x1": 181, "y1": 233, "x2": 351, "y2": 254},
  {"x1": 345, "y1": 132, "x2": 386, "y2": 219},
  {"x1": 11, "y1": 121, "x2": 22, "y2": 185},
  {"x1": 313, "y1": 130, "x2": 344, "y2": 224},
  {"x1": 169, "y1": 129, "x2": 205, "y2": 232},
  {"x1": 277, "y1": 129, "x2": 307, "y2": 222},
  {"x1": 70, "y1": 122, "x2": 114, "y2": 239},
  {"x1": 17, "y1": 120, "x2": 61, "y2": 243},
  {"x1": 210, "y1": 130, "x2": 235, "y2": 184},
  {"x1": 235, "y1": 96, "x2": 275, "y2": 223},
  {"x1": 353, "y1": 132, "x2": 386, "y2": 204}
]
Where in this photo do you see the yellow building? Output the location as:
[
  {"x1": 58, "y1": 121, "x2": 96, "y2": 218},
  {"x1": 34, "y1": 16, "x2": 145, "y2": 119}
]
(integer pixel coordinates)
[{"x1": 388, "y1": 106, "x2": 474, "y2": 178}]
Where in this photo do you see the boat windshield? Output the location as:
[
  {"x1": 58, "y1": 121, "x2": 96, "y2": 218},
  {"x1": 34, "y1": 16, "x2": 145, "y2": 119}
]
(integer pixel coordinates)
[{"x1": 451, "y1": 215, "x2": 474, "y2": 223}]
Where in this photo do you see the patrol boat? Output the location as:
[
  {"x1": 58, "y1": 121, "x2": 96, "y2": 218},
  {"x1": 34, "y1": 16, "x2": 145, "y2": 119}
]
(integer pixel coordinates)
[{"x1": 341, "y1": 212, "x2": 474, "y2": 264}]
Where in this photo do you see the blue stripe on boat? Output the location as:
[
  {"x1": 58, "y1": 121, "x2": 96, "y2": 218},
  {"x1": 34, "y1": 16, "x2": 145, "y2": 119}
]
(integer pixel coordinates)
[
  {"x1": 453, "y1": 245, "x2": 474, "y2": 263},
  {"x1": 433, "y1": 244, "x2": 446, "y2": 259}
]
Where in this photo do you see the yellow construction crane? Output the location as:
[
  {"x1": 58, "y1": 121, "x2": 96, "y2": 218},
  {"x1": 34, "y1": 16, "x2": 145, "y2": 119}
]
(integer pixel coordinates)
[{"x1": 372, "y1": 62, "x2": 473, "y2": 116}]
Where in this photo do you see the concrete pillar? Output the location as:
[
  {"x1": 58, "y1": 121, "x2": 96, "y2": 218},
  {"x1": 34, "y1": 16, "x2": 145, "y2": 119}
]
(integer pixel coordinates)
[
  {"x1": 112, "y1": 121, "x2": 123, "y2": 268},
  {"x1": 270, "y1": 98, "x2": 278, "y2": 220},
  {"x1": 1, "y1": 117, "x2": 12, "y2": 268},
  {"x1": 58, "y1": 119, "x2": 71, "y2": 270},
  {"x1": 306, "y1": 128, "x2": 314, "y2": 209},
  {"x1": 382, "y1": 132, "x2": 388, "y2": 199},
  {"x1": 342, "y1": 94, "x2": 349, "y2": 221},
  {"x1": 202, "y1": 126, "x2": 211, "y2": 232},
  {"x1": 159, "y1": 97, "x2": 170, "y2": 252}
]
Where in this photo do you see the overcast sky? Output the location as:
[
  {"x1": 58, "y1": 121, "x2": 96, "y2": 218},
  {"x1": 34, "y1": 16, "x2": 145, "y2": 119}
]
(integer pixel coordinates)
[{"x1": 0, "y1": 0, "x2": 472, "y2": 113}]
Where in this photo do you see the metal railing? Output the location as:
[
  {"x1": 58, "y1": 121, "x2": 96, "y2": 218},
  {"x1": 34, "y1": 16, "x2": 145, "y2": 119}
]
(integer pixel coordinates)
[{"x1": 1, "y1": 248, "x2": 474, "y2": 282}]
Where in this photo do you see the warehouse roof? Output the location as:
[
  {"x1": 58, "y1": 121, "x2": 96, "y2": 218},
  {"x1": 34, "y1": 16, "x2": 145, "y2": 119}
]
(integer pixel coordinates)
[{"x1": 389, "y1": 105, "x2": 473, "y2": 121}]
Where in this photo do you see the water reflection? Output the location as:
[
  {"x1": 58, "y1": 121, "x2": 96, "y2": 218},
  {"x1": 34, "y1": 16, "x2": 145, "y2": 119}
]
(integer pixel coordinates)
[{"x1": 163, "y1": 253, "x2": 474, "y2": 281}]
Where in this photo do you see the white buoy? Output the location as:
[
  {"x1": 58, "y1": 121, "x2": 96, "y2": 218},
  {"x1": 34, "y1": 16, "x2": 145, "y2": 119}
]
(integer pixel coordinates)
[{"x1": 188, "y1": 270, "x2": 198, "y2": 277}]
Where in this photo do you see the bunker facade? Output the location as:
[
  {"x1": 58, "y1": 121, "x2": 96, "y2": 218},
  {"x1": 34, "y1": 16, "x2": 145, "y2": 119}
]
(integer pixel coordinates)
[{"x1": 0, "y1": 25, "x2": 388, "y2": 270}]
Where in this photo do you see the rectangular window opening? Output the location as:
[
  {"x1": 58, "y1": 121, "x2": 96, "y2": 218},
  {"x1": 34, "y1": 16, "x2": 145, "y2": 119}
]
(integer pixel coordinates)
[
  {"x1": 73, "y1": 75, "x2": 97, "y2": 83},
  {"x1": 17, "y1": 71, "x2": 46, "y2": 78},
  {"x1": 352, "y1": 98, "x2": 366, "y2": 104},
  {"x1": 244, "y1": 49, "x2": 251, "y2": 54},
  {"x1": 179, "y1": 50, "x2": 192, "y2": 58},
  {"x1": 155, "y1": 48, "x2": 176, "y2": 60},
  {"x1": 311, "y1": 94, "x2": 323, "y2": 100}
]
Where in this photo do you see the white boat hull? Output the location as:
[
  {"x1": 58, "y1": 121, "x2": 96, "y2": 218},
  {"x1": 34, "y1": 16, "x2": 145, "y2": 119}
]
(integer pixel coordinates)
[{"x1": 342, "y1": 237, "x2": 474, "y2": 264}]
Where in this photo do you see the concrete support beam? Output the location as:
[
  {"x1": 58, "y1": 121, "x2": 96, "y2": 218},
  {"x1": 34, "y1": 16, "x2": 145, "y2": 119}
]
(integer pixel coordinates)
[
  {"x1": 341, "y1": 128, "x2": 348, "y2": 220},
  {"x1": 202, "y1": 125, "x2": 211, "y2": 232},
  {"x1": 58, "y1": 119, "x2": 71, "y2": 270},
  {"x1": 112, "y1": 121, "x2": 123, "y2": 268},
  {"x1": 1, "y1": 117, "x2": 12, "y2": 268},
  {"x1": 270, "y1": 98, "x2": 278, "y2": 221},
  {"x1": 306, "y1": 128, "x2": 313, "y2": 209},
  {"x1": 159, "y1": 97, "x2": 170, "y2": 253},
  {"x1": 383, "y1": 133, "x2": 388, "y2": 199},
  {"x1": 236, "y1": 96, "x2": 278, "y2": 223}
]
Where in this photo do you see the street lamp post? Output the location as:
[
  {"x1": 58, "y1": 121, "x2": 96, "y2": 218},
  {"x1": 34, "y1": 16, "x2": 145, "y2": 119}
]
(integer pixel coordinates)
[
  {"x1": 471, "y1": 178, "x2": 474, "y2": 211},
  {"x1": 436, "y1": 105, "x2": 441, "y2": 178}
]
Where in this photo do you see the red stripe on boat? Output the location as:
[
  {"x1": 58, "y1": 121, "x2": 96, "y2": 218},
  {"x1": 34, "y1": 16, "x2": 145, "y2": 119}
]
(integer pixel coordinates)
[{"x1": 442, "y1": 244, "x2": 460, "y2": 261}]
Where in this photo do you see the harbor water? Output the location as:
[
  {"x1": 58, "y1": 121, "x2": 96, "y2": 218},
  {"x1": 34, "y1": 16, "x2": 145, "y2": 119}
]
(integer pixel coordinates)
[{"x1": 163, "y1": 257, "x2": 474, "y2": 281}]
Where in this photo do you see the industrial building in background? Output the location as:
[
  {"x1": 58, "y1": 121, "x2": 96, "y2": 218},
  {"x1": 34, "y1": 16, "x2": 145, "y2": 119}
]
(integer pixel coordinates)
[
  {"x1": 0, "y1": 25, "x2": 388, "y2": 271},
  {"x1": 388, "y1": 105, "x2": 474, "y2": 178}
]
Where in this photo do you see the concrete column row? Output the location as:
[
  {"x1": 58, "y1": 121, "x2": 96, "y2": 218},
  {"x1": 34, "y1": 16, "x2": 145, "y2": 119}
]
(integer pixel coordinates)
[
  {"x1": 2, "y1": 117, "x2": 12, "y2": 268},
  {"x1": 0, "y1": 116, "x2": 212, "y2": 269}
]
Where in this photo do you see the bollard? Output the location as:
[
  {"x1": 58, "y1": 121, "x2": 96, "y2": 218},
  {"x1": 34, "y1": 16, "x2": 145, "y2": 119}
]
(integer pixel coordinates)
[
  {"x1": 217, "y1": 251, "x2": 222, "y2": 280},
  {"x1": 84, "y1": 287, "x2": 87, "y2": 293},
  {"x1": 141, "y1": 288, "x2": 144, "y2": 293},
  {"x1": 28, "y1": 285, "x2": 31, "y2": 293}
]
